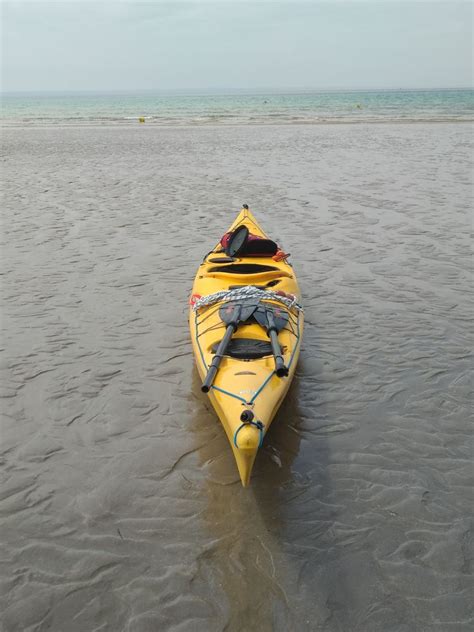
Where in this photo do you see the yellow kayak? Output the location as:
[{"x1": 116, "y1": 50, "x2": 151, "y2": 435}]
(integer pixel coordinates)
[{"x1": 189, "y1": 206, "x2": 304, "y2": 486}]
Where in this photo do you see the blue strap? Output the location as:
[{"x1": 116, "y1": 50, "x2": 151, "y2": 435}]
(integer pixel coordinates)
[
  {"x1": 249, "y1": 371, "x2": 275, "y2": 404},
  {"x1": 211, "y1": 385, "x2": 248, "y2": 404},
  {"x1": 233, "y1": 420, "x2": 265, "y2": 448}
]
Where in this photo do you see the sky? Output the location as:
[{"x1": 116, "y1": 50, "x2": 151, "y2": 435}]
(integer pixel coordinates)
[{"x1": 1, "y1": 1, "x2": 472, "y2": 93}]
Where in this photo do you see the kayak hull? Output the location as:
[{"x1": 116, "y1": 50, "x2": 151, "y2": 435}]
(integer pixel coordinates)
[{"x1": 189, "y1": 207, "x2": 303, "y2": 486}]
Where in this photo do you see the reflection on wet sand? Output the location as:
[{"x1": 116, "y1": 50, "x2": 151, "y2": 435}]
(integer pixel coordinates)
[
  {"x1": 189, "y1": 366, "x2": 304, "y2": 630},
  {"x1": 190, "y1": 348, "x2": 348, "y2": 631}
]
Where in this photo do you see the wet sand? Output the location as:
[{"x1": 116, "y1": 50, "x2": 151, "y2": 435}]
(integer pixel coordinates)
[{"x1": 1, "y1": 123, "x2": 472, "y2": 631}]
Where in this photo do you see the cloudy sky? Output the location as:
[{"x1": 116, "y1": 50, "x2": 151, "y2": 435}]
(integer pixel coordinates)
[{"x1": 2, "y1": 1, "x2": 472, "y2": 93}]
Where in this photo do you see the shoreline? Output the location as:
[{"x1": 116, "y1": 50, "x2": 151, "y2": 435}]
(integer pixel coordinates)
[{"x1": 2, "y1": 118, "x2": 473, "y2": 130}]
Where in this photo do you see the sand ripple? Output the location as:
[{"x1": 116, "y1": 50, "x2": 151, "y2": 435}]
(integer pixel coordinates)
[{"x1": 1, "y1": 124, "x2": 472, "y2": 631}]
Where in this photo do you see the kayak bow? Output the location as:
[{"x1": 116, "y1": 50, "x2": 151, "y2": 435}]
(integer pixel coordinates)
[{"x1": 189, "y1": 206, "x2": 304, "y2": 486}]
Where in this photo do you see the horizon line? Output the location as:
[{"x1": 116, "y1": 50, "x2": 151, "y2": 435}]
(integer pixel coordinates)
[{"x1": 2, "y1": 85, "x2": 473, "y2": 97}]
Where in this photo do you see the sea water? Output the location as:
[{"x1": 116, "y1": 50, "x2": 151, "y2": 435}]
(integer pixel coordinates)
[{"x1": 1, "y1": 88, "x2": 473, "y2": 125}]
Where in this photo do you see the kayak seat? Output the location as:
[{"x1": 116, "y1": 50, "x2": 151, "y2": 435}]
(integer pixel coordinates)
[
  {"x1": 208, "y1": 264, "x2": 279, "y2": 274},
  {"x1": 212, "y1": 338, "x2": 273, "y2": 359},
  {"x1": 219, "y1": 234, "x2": 278, "y2": 257},
  {"x1": 240, "y1": 239, "x2": 278, "y2": 256}
]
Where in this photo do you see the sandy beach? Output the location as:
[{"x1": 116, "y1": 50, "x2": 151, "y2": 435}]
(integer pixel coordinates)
[{"x1": 1, "y1": 122, "x2": 472, "y2": 631}]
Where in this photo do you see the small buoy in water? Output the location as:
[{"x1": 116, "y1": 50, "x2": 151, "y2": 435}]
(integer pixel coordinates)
[{"x1": 139, "y1": 117, "x2": 145, "y2": 123}]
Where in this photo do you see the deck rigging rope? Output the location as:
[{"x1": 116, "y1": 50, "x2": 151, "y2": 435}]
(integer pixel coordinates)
[{"x1": 192, "y1": 285, "x2": 303, "y2": 312}]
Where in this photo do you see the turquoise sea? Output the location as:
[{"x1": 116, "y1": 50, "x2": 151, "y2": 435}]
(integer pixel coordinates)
[{"x1": 1, "y1": 89, "x2": 473, "y2": 126}]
